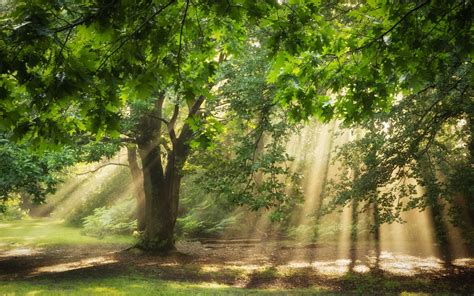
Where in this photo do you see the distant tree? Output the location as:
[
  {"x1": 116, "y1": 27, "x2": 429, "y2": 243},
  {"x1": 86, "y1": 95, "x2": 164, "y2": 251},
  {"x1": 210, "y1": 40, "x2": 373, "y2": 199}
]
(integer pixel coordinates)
[
  {"x1": 325, "y1": 61, "x2": 473, "y2": 252},
  {"x1": 0, "y1": 136, "x2": 75, "y2": 211},
  {"x1": 0, "y1": 134, "x2": 121, "y2": 212}
]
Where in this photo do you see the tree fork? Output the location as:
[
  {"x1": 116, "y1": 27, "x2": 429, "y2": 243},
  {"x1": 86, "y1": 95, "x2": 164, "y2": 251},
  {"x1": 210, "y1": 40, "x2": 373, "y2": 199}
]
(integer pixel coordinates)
[{"x1": 135, "y1": 94, "x2": 205, "y2": 252}]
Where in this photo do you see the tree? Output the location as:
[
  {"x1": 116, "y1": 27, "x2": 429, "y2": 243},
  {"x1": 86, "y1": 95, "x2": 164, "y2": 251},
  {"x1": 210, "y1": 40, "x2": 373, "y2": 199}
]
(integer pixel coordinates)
[
  {"x1": 0, "y1": 133, "x2": 120, "y2": 213},
  {"x1": 325, "y1": 61, "x2": 473, "y2": 259},
  {"x1": 1, "y1": 0, "x2": 275, "y2": 251},
  {"x1": 0, "y1": 136, "x2": 75, "y2": 212}
]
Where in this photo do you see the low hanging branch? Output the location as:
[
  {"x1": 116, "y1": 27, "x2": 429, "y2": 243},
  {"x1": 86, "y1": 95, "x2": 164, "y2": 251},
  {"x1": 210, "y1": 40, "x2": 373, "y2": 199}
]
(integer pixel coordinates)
[{"x1": 75, "y1": 162, "x2": 129, "y2": 176}]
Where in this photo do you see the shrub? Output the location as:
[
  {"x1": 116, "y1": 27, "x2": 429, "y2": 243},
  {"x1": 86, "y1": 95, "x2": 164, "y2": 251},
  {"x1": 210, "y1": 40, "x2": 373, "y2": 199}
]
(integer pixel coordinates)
[
  {"x1": 0, "y1": 195, "x2": 28, "y2": 221},
  {"x1": 81, "y1": 198, "x2": 137, "y2": 239}
]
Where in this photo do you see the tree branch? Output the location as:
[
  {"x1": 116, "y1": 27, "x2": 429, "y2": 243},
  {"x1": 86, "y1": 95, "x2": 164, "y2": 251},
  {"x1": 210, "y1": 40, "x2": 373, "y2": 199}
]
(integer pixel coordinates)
[
  {"x1": 168, "y1": 104, "x2": 180, "y2": 146},
  {"x1": 177, "y1": 0, "x2": 190, "y2": 84},
  {"x1": 56, "y1": 27, "x2": 73, "y2": 67},
  {"x1": 354, "y1": 0, "x2": 430, "y2": 51},
  {"x1": 188, "y1": 95, "x2": 205, "y2": 116},
  {"x1": 149, "y1": 115, "x2": 169, "y2": 125},
  {"x1": 75, "y1": 162, "x2": 129, "y2": 176},
  {"x1": 96, "y1": 0, "x2": 176, "y2": 72}
]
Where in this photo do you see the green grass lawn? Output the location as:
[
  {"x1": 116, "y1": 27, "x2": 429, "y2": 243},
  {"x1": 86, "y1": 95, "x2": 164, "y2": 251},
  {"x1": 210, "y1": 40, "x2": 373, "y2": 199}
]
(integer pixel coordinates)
[
  {"x1": 0, "y1": 275, "x2": 458, "y2": 296},
  {"x1": 0, "y1": 218, "x2": 134, "y2": 249},
  {"x1": 0, "y1": 277, "x2": 332, "y2": 296}
]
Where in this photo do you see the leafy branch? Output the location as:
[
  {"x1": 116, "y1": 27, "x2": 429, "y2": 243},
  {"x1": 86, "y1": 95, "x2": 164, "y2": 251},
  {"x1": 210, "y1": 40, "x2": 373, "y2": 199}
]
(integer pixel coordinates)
[{"x1": 354, "y1": 0, "x2": 430, "y2": 51}]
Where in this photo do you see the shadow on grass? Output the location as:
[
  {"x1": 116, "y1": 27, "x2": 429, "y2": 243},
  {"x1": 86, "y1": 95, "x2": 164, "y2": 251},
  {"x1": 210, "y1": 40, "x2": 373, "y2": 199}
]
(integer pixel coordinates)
[{"x1": 2, "y1": 248, "x2": 472, "y2": 294}]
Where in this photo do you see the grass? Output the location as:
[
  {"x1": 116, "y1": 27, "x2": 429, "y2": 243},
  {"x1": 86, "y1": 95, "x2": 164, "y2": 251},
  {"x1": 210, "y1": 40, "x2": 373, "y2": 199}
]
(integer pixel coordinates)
[
  {"x1": 0, "y1": 218, "x2": 134, "y2": 249},
  {"x1": 0, "y1": 218, "x2": 472, "y2": 295},
  {"x1": 0, "y1": 276, "x2": 332, "y2": 296},
  {"x1": 0, "y1": 219, "x2": 330, "y2": 295}
]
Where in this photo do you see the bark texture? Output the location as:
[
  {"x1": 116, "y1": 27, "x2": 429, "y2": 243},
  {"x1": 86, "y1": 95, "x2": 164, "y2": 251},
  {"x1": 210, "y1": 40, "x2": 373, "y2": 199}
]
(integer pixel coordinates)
[{"x1": 134, "y1": 94, "x2": 204, "y2": 251}]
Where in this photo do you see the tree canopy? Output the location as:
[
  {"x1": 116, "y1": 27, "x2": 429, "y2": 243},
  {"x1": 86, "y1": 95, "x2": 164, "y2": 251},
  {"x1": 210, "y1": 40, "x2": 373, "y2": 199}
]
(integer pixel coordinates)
[{"x1": 1, "y1": 0, "x2": 470, "y2": 143}]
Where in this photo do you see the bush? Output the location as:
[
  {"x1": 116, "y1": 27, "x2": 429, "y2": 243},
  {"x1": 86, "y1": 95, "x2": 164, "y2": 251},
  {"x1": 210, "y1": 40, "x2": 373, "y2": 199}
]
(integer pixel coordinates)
[
  {"x1": 175, "y1": 174, "x2": 240, "y2": 238},
  {"x1": 81, "y1": 198, "x2": 137, "y2": 239},
  {"x1": 176, "y1": 210, "x2": 240, "y2": 238},
  {"x1": 286, "y1": 224, "x2": 317, "y2": 242},
  {"x1": 0, "y1": 196, "x2": 28, "y2": 221}
]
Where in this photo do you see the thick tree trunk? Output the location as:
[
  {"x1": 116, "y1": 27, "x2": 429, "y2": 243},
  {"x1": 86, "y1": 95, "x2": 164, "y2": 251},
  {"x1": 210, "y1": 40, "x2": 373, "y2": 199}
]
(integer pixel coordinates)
[
  {"x1": 140, "y1": 160, "x2": 181, "y2": 251},
  {"x1": 135, "y1": 94, "x2": 204, "y2": 252},
  {"x1": 139, "y1": 149, "x2": 184, "y2": 251},
  {"x1": 127, "y1": 145, "x2": 146, "y2": 231}
]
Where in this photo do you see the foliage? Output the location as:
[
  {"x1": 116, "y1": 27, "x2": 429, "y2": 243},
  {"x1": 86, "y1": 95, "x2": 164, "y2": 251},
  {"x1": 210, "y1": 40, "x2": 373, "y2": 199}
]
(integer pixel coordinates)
[
  {"x1": 0, "y1": 0, "x2": 267, "y2": 143},
  {"x1": 266, "y1": 0, "x2": 472, "y2": 123},
  {"x1": 325, "y1": 61, "x2": 473, "y2": 228},
  {"x1": 175, "y1": 211, "x2": 239, "y2": 239},
  {"x1": 82, "y1": 198, "x2": 137, "y2": 239},
  {"x1": 192, "y1": 47, "x2": 304, "y2": 220},
  {"x1": 0, "y1": 136, "x2": 77, "y2": 210},
  {"x1": 0, "y1": 131, "x2": 122, "y2": 211},
  {"x1": 175, "y1": 174, "x2": 241, "y2": 238},
  {"x1": 4, "y1": 1, "x2": 468, "y2": 141},
  {"x1": 0, "y1": 195, "x2": 27, "y2": 220}
]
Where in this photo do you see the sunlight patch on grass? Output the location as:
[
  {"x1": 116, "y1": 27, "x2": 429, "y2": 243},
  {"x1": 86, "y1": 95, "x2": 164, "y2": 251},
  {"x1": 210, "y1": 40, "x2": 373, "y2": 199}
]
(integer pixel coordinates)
[
  {"x1": 0, "y1": 218, "x2": 134, "y2": 249},
  {"x1": 26, "y1": 290, "x2": 43, "y2": 295},
  {"x1": 0, "y1": 247, "x2": 41, "y2": 258},
  {"x1": 31, "y1": 256, "x2": 118, "y2": 276},
  {"x1": 0, "y1": 277, "x2": 331, "y2": 295}
]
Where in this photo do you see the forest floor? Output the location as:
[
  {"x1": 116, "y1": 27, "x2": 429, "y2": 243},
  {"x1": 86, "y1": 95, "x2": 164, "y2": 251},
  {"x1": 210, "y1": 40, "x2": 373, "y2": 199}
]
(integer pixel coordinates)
[{"x1": 0, "y1": 218, "x2": 473, "y2": 295}]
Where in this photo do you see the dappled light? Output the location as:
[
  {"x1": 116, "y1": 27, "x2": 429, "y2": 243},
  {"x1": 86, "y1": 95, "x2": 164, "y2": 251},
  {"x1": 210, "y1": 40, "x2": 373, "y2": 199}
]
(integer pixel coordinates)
[
  {"x1": 1, "y1": 0, "x2": 472, "y2": 294},
  {"x1": 0, "y1": 248, "x2": 41, "y2": 258},
  {"x1": 30, "y1": 256, "x2": 118, "y2": 277}
]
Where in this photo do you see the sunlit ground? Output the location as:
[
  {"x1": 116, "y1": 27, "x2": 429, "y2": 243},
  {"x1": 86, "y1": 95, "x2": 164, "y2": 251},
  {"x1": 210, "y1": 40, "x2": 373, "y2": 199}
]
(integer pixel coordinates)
[
  {"x1": 1, "y1": 219, "x2": 473, "y2": 295},
  {"x1": 0, "y1": 219, "x2": 133, "y2": 249}
]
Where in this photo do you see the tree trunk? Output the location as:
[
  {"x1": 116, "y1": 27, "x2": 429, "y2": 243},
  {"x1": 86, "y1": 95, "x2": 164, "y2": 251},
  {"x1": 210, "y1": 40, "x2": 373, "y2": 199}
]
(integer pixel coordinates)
[
  {"x1": 127, "y1": 145, "x2": 146, "y2": 231},
  {"x1": 135, "y1": 94, "x2": 204, "y2": 252},
  {"x1": 140, "y1": 155, "x2": 181, "y2": 251},
  {"x1": 138, "y1": 146, "x2": 177, "y2": 251},
  {"x1": 419, "y1": 159, "x2": 453, "y2": 267},
  {"x1": 349, "y1": 169, "x2": 359, "y2": 272},
  {"x1": 372, "y1": 200, "x2": 381, "y2": 269}
]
